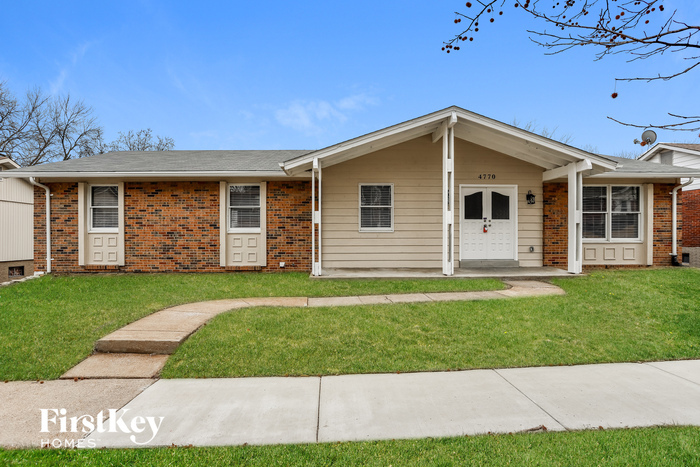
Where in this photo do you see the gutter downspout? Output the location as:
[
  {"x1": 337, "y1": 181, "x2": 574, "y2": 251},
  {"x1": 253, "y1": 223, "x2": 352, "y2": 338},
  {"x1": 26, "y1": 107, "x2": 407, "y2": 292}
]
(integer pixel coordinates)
[
  {"x1": 28, "y1": 178, "x2": 51, "y2": 273},
  {"x1": 671, "y1": 177, "x2": 694, "y2": 266}
]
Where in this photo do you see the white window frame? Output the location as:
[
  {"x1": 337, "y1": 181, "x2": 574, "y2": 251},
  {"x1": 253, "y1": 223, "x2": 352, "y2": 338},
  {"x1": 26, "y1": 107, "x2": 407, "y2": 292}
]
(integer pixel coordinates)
[
  {"x1": 583, "y1": 184, "x2": 643, "y2": 243},
  {"x1": 88, "y1": 184, "x2": 119, "y2": 233},
  {"x1": 359, "y1": 183, "x2": 394, "y2": 233},
  {"x1": 228, "y1": 183, "x2": 262, "y2": 233}
]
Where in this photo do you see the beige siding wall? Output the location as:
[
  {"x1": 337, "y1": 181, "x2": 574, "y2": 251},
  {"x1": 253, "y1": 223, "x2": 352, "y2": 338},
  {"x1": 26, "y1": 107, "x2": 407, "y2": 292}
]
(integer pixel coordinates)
[
  {"x1": 322, "y1": 136, "x2": 443, "y2": 268},
  {"x1": 673, "y1": 152, "x2": 700, "y2": 191},
  {"x1": 0, "y1": 177, "x2": 33, "y2": 262},
  {"x1": 321, "y1": 135, "x2": 545, "y2": 268}
]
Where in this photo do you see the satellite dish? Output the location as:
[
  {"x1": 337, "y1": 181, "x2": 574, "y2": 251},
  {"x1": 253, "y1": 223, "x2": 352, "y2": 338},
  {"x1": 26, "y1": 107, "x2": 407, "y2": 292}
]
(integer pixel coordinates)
[{"x1": 641, "y1": 129, "x2": 657, "y2": 146}]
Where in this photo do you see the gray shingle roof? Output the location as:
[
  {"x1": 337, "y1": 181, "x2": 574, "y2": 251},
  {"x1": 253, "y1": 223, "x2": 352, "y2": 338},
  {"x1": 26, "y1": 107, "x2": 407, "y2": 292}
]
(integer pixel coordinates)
[
  {"x1": 599, "y1": 155, "x2": 700, "y2": 175},
  {"x1": 662, "y1": 143, "x2": 700, "y2": 152},
  {"x1": 10, "y1": 150, "x2": 314, "y2": 174}
]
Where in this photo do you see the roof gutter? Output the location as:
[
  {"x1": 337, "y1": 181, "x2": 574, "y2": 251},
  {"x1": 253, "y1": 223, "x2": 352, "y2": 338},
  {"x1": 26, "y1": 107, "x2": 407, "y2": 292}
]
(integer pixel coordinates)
[
  {"x1": 671, "y1": 177, "x2": 695, "y2": 265},
  {"x1": 28, "y1": 177, "x2": 51, "y2": 273},
  {"x1": 1, "y1": 170, "x2": 290, "y2": 179}
]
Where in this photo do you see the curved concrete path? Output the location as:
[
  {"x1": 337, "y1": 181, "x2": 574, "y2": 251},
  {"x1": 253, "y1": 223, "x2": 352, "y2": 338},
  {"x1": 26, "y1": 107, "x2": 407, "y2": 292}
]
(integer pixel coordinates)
[{"x1": 62, "y1": 280, "x2": 565, "y2": 379}]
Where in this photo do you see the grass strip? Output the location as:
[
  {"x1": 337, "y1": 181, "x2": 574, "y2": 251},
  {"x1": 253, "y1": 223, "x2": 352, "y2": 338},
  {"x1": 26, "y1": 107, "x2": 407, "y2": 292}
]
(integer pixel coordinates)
[
  {"x1": 0, "y1": 273, "x2": 501, "y2": 381},
  {"x1": 163, "y1": 268, "x2": 700, "y2": 378},
  {"x1": 2, "y1": 426, "x2": 699, "y2": 465}
]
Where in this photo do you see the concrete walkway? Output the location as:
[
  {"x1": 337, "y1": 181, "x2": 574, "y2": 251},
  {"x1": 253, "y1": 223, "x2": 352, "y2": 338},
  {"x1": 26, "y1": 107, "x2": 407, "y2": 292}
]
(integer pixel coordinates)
[
  {"x1": 4, "y1": 360, "x2": 698, "y2": 448},
  {"x1": 84, "y1": 360, "x2": 700, "y2": 447},
  {"x1": 63, "y1": 280, "x2": 565, "y2": 380}
]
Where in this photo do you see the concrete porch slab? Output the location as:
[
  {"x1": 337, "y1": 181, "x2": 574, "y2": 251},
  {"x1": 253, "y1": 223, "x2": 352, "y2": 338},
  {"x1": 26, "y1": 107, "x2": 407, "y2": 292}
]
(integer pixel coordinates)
[
  {"x1": 87, "y1": 378, "x2": 320, "y2": 448},
  {"x1": 61, "y1": 354, "x2": 169, "y2": 379},
  {"x1": 497, "y1": 363, "x2": 700, "y2": 430},
  {"x1": 319, "y1": 267, "x2": 571, "y2": 280},
  {"x1": 318, "y1": 370, "x2": 565, "y2": 442}
]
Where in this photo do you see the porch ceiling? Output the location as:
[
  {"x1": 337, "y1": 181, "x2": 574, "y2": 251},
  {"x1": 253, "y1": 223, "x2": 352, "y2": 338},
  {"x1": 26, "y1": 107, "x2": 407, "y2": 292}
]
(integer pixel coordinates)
[{"x1": 282, "y1": 106, "x2": 617, "y2": 176}]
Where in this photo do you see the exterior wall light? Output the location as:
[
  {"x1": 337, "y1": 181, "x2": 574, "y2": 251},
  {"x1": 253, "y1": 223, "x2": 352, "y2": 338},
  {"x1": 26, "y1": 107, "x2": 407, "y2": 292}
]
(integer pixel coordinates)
[{"x1": 526, "y1": 190, "x2": 536, "y2": 205}]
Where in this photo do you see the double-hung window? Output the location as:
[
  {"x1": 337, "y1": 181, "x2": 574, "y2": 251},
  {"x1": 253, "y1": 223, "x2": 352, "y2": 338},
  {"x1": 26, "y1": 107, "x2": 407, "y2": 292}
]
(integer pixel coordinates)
[
  {"x1": 89, "y1": 185, "x2": 119, "y2": 232},
  {"x1": 583, "y1": 185, "x2": 641, "y2": 241},
  {"x1": 359, "y1": 184, "x2": 393, "y2": 231},
  {"x1": 229, "y1": 184, "x2": 261, "y2": 231}
]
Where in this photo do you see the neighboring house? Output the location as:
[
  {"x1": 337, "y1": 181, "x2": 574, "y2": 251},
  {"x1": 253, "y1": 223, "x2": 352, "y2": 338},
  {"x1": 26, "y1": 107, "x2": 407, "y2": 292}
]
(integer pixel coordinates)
[
  {"x1": 4, "y1": 106, "x2": 700, "y2": 277},
  {"x1": 638, "y1": 143, "x2": 700, "y2": 267},
  {"x1": 0, "y1": 156, "x2": 34, "y2": 282}
]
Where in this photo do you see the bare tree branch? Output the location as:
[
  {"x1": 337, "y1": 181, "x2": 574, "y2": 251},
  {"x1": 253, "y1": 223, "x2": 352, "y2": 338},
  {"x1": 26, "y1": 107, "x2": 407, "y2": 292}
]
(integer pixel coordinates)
[
  {"x1": 445, "y1": 0, "x2": 700, "y2": 135},
  {"x1": 104, "y1": 128, "x2": 175, "y2": 152}
]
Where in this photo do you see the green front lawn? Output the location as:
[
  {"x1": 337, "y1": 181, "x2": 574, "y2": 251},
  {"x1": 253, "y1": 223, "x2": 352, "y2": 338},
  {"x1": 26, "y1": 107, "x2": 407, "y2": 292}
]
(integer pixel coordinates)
[
  {"x1": 3, "y1": 426, "x2": 700, "y2": 465},
  {"x1": 0, "y1": 273, "x2": 501, "y2": 381},
  {"x1": 163, "y1": 268, "x2": 700, "y2": 378}
]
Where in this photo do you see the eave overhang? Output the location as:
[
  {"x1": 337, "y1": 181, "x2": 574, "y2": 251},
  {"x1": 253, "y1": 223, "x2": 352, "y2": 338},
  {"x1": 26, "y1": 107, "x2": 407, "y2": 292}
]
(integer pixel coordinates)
[
  {"x1": 0, "y1": 170, "x2": 301, "y2": 182},
  {"x1": 282, "y1": 106, "x2": 618, "y2": 176},
  {"x1": 638, "y1": 143, "x2": 700, "y2": 161}
]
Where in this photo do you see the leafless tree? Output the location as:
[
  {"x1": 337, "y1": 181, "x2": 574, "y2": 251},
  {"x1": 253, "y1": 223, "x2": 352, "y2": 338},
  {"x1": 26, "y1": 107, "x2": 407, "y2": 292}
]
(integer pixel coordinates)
[
  {"x1": 446, "y1": 1, "x2": 700, "y2": 135},
  {"x1": 102, "y1": 128, "x2": 175, "y2": 152},
  {"x1": 0, "y1": 82, "x2": 104, "y2": 166},
  {"x1": 511, "y1": 118, "x2": 574, "y2": 144}
]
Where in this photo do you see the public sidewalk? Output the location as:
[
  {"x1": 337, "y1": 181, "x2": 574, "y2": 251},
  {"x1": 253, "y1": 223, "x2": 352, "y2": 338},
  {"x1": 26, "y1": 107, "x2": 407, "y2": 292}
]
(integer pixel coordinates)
[{"x1": 3, "y1": 360, "x2": 700, "y2": 448}]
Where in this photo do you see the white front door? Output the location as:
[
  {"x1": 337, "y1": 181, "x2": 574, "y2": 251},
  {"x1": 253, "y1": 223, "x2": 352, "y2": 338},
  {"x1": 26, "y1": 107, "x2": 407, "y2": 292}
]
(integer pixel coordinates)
[{"x1": 460, "y1": 185, "x2": 517, "y2": 261}]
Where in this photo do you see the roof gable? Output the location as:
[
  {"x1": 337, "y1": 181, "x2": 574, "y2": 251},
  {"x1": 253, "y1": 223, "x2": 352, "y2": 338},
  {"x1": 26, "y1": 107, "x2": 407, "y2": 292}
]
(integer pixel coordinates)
[
  {"x1": 282, "y1": 106, "x2": 618, "y2": 176},
  {"x1": 638, "y1": 143, "x2": 700, "y2": 161}
]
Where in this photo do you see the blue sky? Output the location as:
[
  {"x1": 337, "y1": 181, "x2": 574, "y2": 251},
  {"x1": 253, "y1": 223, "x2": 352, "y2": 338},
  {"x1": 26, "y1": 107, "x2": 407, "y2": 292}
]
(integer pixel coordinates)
[{"x1": 3, "y1": 1, "x2": 698, "y2": 157}]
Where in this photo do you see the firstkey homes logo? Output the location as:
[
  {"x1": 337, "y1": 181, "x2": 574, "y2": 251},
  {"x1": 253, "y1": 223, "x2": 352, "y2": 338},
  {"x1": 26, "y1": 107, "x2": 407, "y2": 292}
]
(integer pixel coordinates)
[{"x1": 40, "y1": 408, "x2": 164, "y2": 448}]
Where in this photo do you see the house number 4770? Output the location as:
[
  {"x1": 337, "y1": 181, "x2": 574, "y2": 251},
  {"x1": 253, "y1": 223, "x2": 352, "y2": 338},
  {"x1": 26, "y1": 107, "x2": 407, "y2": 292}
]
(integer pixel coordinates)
[{"x1": 478, "y1": 174, "x2": 496, "y2": 180}]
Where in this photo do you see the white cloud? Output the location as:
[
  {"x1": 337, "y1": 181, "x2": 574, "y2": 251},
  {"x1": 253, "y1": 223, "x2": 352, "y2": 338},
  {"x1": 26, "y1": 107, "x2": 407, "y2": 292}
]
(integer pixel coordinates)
[
  {"x1": 275, "y1": 94, "x2": 378, "y2": 134},
  {"x1": 336, "y1": 93, "x2": 378, "y2": 111},
  {"x1": 49, "y1": 41, "x2": 94, "y2": 95}
]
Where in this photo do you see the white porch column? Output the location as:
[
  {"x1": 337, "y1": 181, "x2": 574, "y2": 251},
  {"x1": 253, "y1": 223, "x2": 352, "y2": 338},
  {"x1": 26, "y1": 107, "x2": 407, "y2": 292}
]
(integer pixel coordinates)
[
  {"x1": 567, "y1": 163, "x2": 580, "y2": 274},
  {"x1": 442, "y1": 123, "x2": 456, "y2": 275},
  {"x1": 311, "y1": 157, "x2": 322, "y2": 276},
  {"x1": 563, "y1": 160, "x2": 590, "y2": 274}
]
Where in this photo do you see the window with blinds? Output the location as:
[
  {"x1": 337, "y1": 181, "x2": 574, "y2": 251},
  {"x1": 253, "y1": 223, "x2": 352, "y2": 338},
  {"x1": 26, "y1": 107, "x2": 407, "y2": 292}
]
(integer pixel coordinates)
[
  {"x1": 583, "y1": 185, "x2": 641, "y2": 241},
  {"x1": 90, "y1": 185, "x2": 119, "y2": 230},
  {"x1": 360, "y1": 184, "x2": 393, "y2": 231},
  {"x1": 229, "y1": 185, "x2": 261, "y2": 230}
]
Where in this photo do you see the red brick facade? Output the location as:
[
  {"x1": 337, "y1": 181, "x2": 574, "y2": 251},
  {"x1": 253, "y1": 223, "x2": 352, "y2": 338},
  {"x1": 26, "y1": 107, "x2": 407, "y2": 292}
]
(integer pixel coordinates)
[
  {"x1": 683, "y1": 189, "x2": 700, "y2": 248},
  {"x1": 33, "y1": 179, "x2": 683, "y2": 274},
  {"x1": 653, "y1": 183, "x2": 682, "y2": 265},
  {"x1": 266, "y1": 181, "x2": 313, "y2": 272},
  {"x1": 543, "y1": 183, "x2": 568, "y2": 268},
  {"x1": 34, "y1": 181, "x2": 311, "y2": 273},
  {"x1": 543, "y1": 182, "x2": 681, "y2": 269}
]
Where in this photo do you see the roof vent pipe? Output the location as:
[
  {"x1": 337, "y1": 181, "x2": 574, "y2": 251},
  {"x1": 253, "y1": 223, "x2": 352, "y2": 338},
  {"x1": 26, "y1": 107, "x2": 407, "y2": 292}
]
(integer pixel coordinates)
[
  {"x1": 28, "y1": 178, "x2": 51, "y2": 273},
  {"x1": 671, "y1": 177, "x2": 694, "y2": 266}
]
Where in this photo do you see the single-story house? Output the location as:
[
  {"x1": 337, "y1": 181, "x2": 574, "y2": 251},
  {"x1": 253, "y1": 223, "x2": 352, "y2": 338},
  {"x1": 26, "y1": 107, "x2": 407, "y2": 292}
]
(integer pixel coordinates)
[
  {"x1": 638, "y1": 143, "x2": 700, "y2": 266},
  {"x1": 0, "y1": 156, "x2": 34, "y2": 282},
  {"x1": 4, "y1": 106, "x2": 700, "y2": 276}
]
